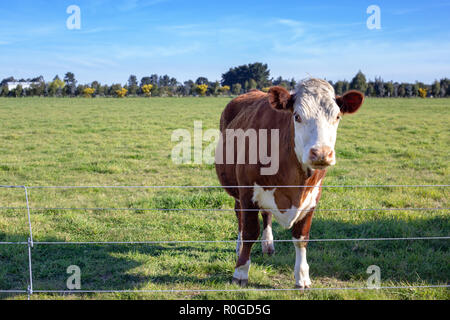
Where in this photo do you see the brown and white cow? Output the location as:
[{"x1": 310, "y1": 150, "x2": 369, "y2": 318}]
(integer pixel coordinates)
[{"x1": 215, "y1": 78, "x2": 364, "y2": 288}]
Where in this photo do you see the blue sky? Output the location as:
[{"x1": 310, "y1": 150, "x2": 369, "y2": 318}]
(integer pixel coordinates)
[{"x1": 0, "y1": 0, "x2": 449, "y2": 84}]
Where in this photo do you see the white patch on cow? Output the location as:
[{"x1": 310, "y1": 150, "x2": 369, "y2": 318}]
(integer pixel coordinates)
[
  {"x1": 252, "y1": 181, "x2": 322, "y2": 230},
  {"x1": 291, "y1": 78, "x2": 340, "y2": 168},
  {"x1": 236, "y1": 231, "x2": 242, "y2": 256},
  {"x1": 297, "y1": 180, "x2": 321, "y2": 219},
  {"x1": 294, "y1": 236, "x2": 311, "y2": 288},
  {"x1": 233, "y1": 259, "x2": 251, "y2": 280},
  {"x1": 252, "y1": 185, "x2": 294, "y2": 229},
  {"x1": 261, "y1": 225, "x2": 275, "y2": 254}
]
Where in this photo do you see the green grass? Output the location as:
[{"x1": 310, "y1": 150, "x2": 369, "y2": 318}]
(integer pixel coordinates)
[{"x1": 0, "y1": 96, "x2": 449, "y2": 300}]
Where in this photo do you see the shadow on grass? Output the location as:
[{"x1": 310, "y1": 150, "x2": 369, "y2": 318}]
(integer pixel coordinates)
[{"x1": 0, "y1": 214, "x2": 448, "y2": 298}]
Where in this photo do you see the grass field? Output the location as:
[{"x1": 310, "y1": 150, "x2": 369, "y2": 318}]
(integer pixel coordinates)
[{"x1": 0, "y1": 96, "x2": 449, "y2": 300}]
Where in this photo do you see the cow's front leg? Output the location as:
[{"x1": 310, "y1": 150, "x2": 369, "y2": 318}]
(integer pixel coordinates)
[
  {"x1": 292, "y1": 210, "x2": 315, "y2": 289},
  {"x1": 232, "y1": 196, "x2": 260, "y2": 287},
  {"x1": 261, "y1": 211, "x2": 275, "y2": 255}
]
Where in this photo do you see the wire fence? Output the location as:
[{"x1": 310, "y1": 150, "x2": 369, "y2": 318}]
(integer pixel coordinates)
[{"x1": 0, "y1": 184, "x2": 449, "y2": 299}]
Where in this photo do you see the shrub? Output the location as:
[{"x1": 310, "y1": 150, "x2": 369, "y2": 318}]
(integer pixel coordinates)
[
  {"x1": 115, "y1": 87, "x2": 128, "y2": 98},
  {"x1": 418, "y1": 88, "x2": 427, "y2": 98},
  {"x1": 83, "y1": 87, "x2": 95, "y2": 98},
  {"x1": 141, "y1": 84, "x2": 153, "y2": 97},
  {"x1": 196, "y1": 84, "x2": 208, "y2": 96}
]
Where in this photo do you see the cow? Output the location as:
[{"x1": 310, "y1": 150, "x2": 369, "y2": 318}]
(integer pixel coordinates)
[{"x1": 215, "y1": 78, "x2": 364, "y2": 288}]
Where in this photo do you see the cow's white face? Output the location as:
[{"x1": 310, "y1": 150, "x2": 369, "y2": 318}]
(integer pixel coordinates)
[
  {"x1": 292, "y1": 79, "x2": 341, "y2": 171},
  {"x1": 267, "y1": 78, "x2": 364, "y2": 176}
]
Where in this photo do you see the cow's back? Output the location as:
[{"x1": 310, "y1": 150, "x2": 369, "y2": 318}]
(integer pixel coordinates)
[
  {"x1": 216, "y1": 90, "x2": 267, "y2": 199},
  {"x1": 220, "y1": 89, "x2": 267, "y2": 132}
]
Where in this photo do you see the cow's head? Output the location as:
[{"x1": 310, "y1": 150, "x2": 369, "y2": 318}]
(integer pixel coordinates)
[{"x1": 268, "y1": 78, "x2": 364, "y2": 174}]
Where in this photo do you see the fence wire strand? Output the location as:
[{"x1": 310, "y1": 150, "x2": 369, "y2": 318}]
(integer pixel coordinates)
[
  {"x1": 1, "y1": 184, "x2": 448, "y2": 189},
  {"x1": 1, "y1": 206, "x2": 449, "y2": 213},
  {"x1": 0, "y1": 184, "x2": 448, "y2": 297}
]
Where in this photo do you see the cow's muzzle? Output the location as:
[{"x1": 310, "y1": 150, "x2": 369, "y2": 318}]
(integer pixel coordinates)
[{"x1": 308, "y1": 146, "x2": 335, "y2": 169}]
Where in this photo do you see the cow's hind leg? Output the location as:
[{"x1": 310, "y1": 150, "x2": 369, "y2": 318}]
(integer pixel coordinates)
[
  {"x1": 261, "y1": 211, "x2": 275, "y2": 255},
  {"x1": 234, "y1": 199, "x2": 242, "y2": 256},
  {"x1": 232, "y1": 195, "x2": 259, "y2": 287}
]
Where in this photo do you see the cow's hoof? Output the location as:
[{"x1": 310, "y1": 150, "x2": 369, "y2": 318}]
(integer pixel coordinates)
[
  {"x1": 262, "y1": 243, "x2": 275, "y2": 256},
  {"x1": 295, "y1": 284, "x2": 311, "y2": 290},
  {"x1": 232, "y1": 277, "x2": 248, "y2": 287}
]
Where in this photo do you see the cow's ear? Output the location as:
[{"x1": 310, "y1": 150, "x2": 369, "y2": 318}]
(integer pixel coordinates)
[
  {"x1": 268, "y1": 86, "x2": 294, "y2": 112},
  {"x1": 336, "y1": 90, "x2": 364, "y2": 114}
]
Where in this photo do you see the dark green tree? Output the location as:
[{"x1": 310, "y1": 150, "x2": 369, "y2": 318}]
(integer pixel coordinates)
[
  {"x1": 431, "y1": 80, "x2": 440, "y2": 97},
  {"x1": 350, "y1": 70, "x2": 368, "y2": 93},
  {"x1": 64, "y1": 72, "x2": 77, "y2": 96},
  {"x1": 222, "y1": 62, "x2": 270, "y2": 89},
  {"x1": 195, "y1": 77, "x2": 209, "y2": 85},
  {"x1": 128, "y1": 75, "x2": 138, "y2": 95},
  {"x1": 232, "y1": 83, "x2": 242, "y2": 95}
]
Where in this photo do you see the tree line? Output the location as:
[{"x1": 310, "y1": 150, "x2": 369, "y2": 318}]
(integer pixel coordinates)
[{"x1": 1, "y1": 63, "x2": 449, "y2": 98}]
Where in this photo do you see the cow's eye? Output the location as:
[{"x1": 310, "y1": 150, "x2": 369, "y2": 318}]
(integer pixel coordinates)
[
  {"x1": 336, "y1": 115, "x2": 341, "y2": 121},
  {"x1": 294, "y1": 114, "x2": 302, "y2": 123}
]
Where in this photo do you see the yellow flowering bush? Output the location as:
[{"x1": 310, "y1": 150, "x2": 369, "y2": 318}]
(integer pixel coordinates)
[
  {"x1": 196, "y1": 84, "x2": 208, "y2": 96},
  {"x1": 115, "y1": 88, "x2": 128, "y2": 98},
  {"x1": 83, "y1": 87, "x2": 95, "y2": 98},
  {"x1": 262, "y1": 87, "x2": 270, "y2": 93},
  {"x1": 220, "y1": 85, "x2": 230, "y2": 93},
  {"x1": 141, "y1": 84, "x2": 153, "y2": 97},
  {"x1": 418, "y1": 88, "x2": 427, "y2": 98}
]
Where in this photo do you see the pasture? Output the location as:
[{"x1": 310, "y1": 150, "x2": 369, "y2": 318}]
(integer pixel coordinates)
[{"x1": 0, "y1": 96, "x2": 448, "y2": 300}]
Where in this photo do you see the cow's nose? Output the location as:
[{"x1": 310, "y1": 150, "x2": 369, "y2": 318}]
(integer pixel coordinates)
[{"x1": 309, "y1": 147, "x2": 334, "y2": 166}]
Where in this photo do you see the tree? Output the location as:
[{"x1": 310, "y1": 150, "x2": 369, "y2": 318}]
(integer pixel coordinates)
[
  {"x1": 413, "y1": 82, "x2": 420, "y2": 97},
  {"x1": 76, "y1": 84, "x2": 87, "y2": 96},
  {"x1": 140, "y1": 77, "x2": 152, "y2": 87},
  {"x1": 431, "y1": 80, "x2": 440, "y2": 97},
  {"x1": 128, "y1": 75, "x2": 138, "y2": 95},
  {"x1": 406, "y1": 84, "x2": 413, "y2": 97},
  {"x1": 232, "y1": 83, "x2": 242, "y2": 95},
  {"x1": 384, "y1": 81, "x2": 394, "y2": 97},
  {"x1": 397, "y1": 84, "x2": 406, "y2": 97},
  {"x1": 14, "y1": 85, "x2": 23, "y2": 97},
  {"x1": 366, "y1": 82, "x2": 375, "y2": 97},
  {"x1": 222, "y1": 62, "x2": 270, "y2": 89},
  {"x1": 334, "y1": 81, "x2": 344, "y2": 95},
  {"x1": 64, "y1": 72, "x2": 77, "y2": 96},
  {"x1": 183, "y1": 80, "x2": 194, "y2": 96},
  {"x1": 248, "y1": 78, "x2": 257, "y2": 90},
  {"x1": 209, "y1": 81, "x2": 220, "y2": 96},
  {"x1": 160, "y1": 74, "x2": 171, "y2": 87},
  {"x1": 30, "y1": 81, "x2": 45, "y2": 96},
  {"x1": 48, "y1": 76, "x2": 65, "y2": 96},
  {"x1": 350, "y1": 70, "x2": 368, "y2": 93},
  {"x1": 195, "y1": 77, "x2": 209, "y2": 85},
  {"x1": 1, "y1": 84, "x2": 9, "y2": 97}
]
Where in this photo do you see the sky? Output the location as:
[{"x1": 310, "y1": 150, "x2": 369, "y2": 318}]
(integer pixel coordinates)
[{"x1": 0, "y1": 0, "x2": 449, "y2": 84}]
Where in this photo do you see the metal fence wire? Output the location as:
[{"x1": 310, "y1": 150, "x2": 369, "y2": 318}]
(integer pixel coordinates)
[{"x1": 0, "y1": 184, "x2": 449, "y2": 299}]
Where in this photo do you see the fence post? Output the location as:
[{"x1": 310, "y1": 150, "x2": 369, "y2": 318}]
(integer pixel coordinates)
[{"x1": 23, "y1": 186, "x2": 34, "y2": 300}]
